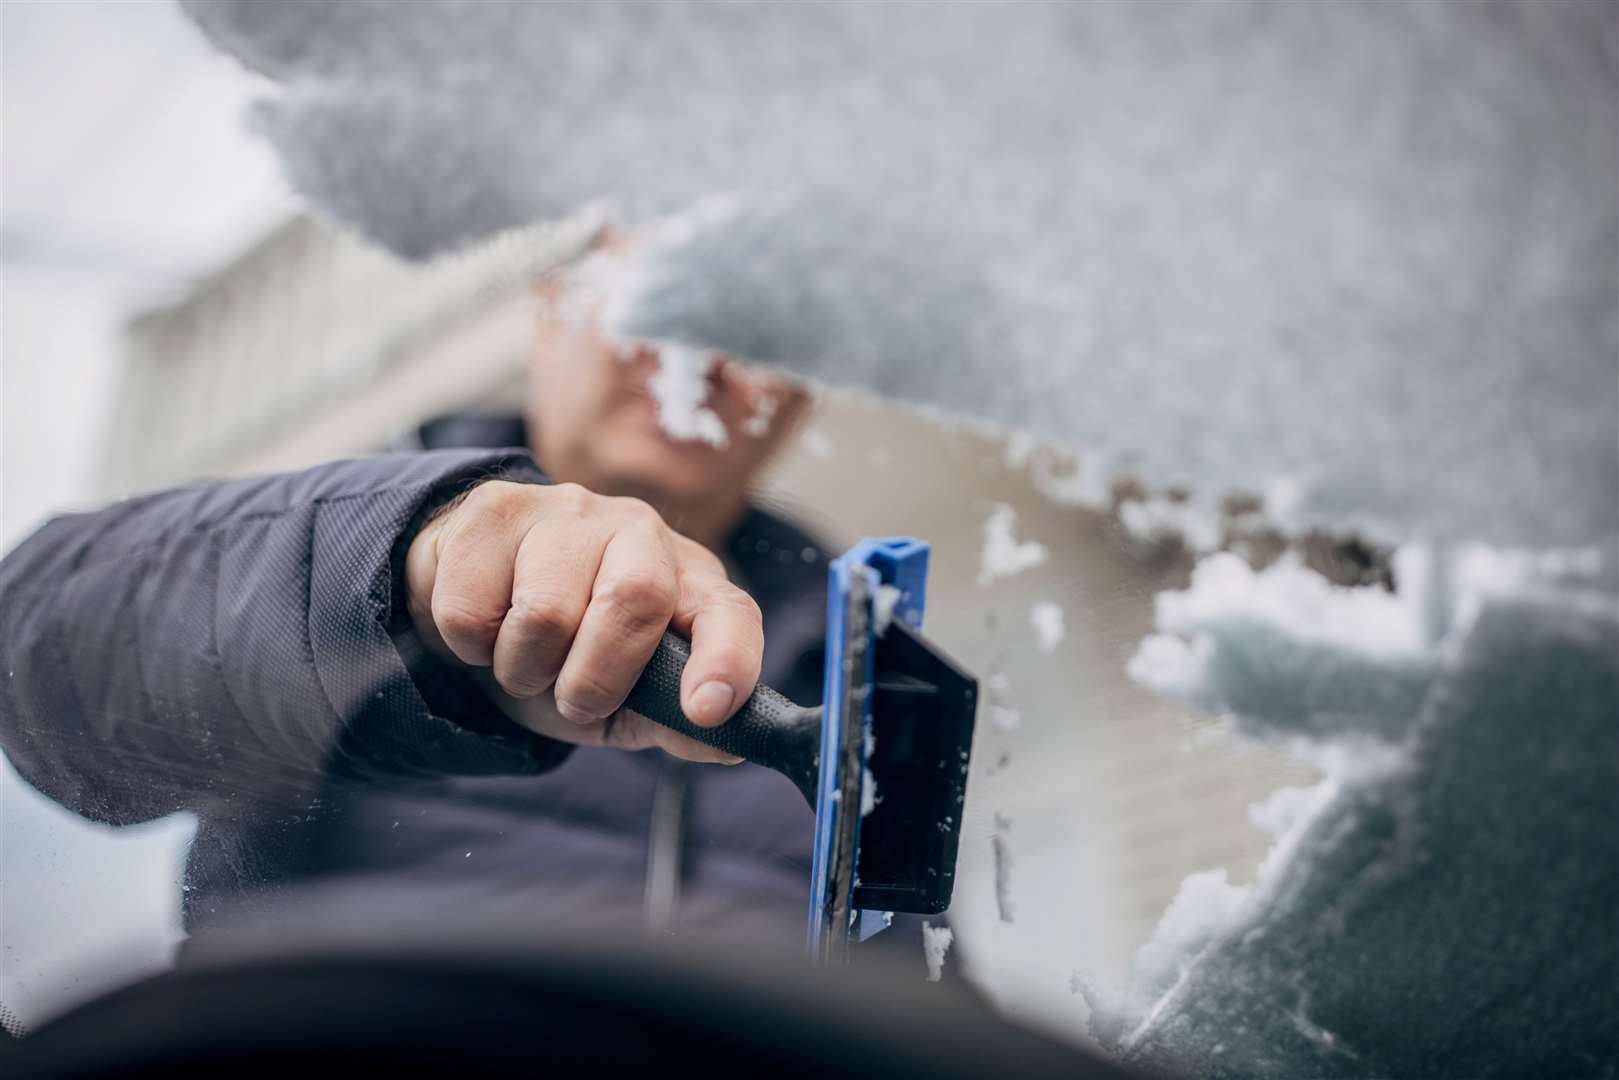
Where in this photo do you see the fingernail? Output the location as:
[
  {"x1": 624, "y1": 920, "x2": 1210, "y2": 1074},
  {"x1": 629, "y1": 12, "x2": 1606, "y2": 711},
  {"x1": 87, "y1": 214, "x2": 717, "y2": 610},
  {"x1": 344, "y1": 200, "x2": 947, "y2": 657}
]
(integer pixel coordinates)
[{"x1": 689, "y1": 681, "x2": 735, "y2": 726}]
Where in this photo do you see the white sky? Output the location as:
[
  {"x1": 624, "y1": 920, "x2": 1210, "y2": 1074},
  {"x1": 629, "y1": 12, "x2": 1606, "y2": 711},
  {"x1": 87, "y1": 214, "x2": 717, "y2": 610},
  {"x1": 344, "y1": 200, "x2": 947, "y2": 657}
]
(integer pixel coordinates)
[
  {"x1": 2, "y1": 0, "x2": 298, "y2": 1027},
  {"x1": 2, "y1": 0, "x2": 298, "y2": 550}
]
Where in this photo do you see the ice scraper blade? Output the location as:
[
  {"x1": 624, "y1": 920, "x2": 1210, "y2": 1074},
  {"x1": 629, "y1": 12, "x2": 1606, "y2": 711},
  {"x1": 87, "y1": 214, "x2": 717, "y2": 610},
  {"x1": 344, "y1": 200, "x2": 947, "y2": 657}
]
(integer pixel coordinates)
[{"x1": 622, "y1": 537, "x2": 978, "y2": 963}]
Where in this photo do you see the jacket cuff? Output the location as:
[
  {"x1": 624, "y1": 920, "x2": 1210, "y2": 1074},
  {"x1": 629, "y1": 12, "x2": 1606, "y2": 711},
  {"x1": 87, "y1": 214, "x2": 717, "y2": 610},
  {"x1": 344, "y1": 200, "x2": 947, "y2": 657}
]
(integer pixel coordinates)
[
  {"x1": 387, "y1": 614, "x2": 573, "y2": 774},
  {"x1": 377, "y1": 452, "x2": 574, "y2": 775}
]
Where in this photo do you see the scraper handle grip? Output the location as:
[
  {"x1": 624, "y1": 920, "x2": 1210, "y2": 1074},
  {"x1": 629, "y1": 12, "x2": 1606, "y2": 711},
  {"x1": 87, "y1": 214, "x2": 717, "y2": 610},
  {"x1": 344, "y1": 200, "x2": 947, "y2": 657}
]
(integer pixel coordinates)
[{"x1": 625, "y1": 632, "x2": 822, "y2": 805}]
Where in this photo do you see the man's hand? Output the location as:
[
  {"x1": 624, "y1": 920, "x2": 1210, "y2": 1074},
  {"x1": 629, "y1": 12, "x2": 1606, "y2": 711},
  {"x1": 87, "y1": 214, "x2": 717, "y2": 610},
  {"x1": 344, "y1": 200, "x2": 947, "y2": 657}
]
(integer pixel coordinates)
[{"x1": 404, "y1": 480, "x2": 762, "y2": 764}]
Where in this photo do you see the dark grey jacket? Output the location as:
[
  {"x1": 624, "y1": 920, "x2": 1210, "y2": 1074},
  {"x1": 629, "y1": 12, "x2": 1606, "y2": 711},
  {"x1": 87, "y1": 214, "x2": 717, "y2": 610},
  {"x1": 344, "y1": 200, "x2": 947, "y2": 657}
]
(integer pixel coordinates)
[{"x1": 1, "y1": 421, "x2": 840, "y2": 952}]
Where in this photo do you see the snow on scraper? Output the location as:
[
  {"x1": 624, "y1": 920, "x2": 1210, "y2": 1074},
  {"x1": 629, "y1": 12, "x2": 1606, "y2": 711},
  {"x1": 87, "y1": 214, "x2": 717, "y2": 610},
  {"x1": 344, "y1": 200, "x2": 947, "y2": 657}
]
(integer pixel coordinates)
[{"x1": 624, "y1": 537, "x2": 977, "y2": 962}]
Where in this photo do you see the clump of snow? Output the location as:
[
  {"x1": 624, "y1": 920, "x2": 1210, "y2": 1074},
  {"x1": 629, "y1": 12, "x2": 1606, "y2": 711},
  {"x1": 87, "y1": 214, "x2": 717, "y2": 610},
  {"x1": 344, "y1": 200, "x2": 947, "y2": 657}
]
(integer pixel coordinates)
[
  {"x1": 860, "y1": 766, "x2": 878, "y2": 818},
  {"x1": 645, "y1": 344, "x2": 728, "y2": 447},
  {"x1": 1004, "y1": 432, "x2": 1112, "y2": 508},
  {"x1": 1127, "y1": 551, "x2": 1435, "y2": 745},
  {"x1": 1118, "y1": 496, "x2": 1222, "y2": 554},
  {"x1": 860, "y1": 729, "x2": 879, "y2": 818},
  {"x1": 871, "y1": 584, "x2": 903, "y2": 638},
  {"x1": 1029, "y1": 454, "x2": 1112, "y2": 509},
  {"x1": 977, "y1": 504, "x2": 1048, "y2": 586},
  {"x1": 542, "y1": 210, "x2": 735, "y2": 447},
  {"x1": 1029, "y1": 601, "x2": 1065, "y2": 654},
  {"x1": 1126, "y1": 869, "x2": 1249, "y2": 1007},
  {"x1": 922, "y1": 922, "x2": 955, "y2": 982}
]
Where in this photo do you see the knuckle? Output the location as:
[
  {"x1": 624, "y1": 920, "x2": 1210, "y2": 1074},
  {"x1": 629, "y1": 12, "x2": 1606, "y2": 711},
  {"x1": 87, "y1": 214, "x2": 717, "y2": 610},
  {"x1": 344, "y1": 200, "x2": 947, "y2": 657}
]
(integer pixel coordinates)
[
  {"x1": 713, "y1": 638, "x2": 763, "y2": 679},
  {"x1": 675, "y1": 534, "x2": 722, "y2": 568},
  {"x1": 442, "y1": 484, "x2": 529, "y2": 545},
  {"x1": 506, "y1": 595, "x2": 576, "y2": 643},
  {"x1": 713, "y1": 584, "x2": 764, "y2": 625},
  {"x1": 432, "y1": 597, "x2": 503, "y2": 648},
  {"x1": 547, "y1": 482, "x2": 593, "y2": 515},
  {"x1": 463, "y1": 480, "x2": 527, "y2": 518},
  {"x1": 612, "y1": 495, "x2": 664, "y2": 529},
  {"x1": 496, "y1": 666, "x2": 553, "y2": 699},
  {"x1": 556, "y1": 669, "x2": 623, "y2": 718},
  {"x1": 599, "y1": 569, "x2": 678, "y2": 628}
]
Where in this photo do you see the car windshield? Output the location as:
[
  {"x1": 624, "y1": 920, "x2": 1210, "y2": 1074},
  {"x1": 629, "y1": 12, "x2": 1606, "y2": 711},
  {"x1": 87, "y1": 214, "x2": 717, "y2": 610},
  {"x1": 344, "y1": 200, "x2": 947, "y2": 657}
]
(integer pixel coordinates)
[{"x1": 3, "y1": 3, "x2": 1615, "y2": 1078}]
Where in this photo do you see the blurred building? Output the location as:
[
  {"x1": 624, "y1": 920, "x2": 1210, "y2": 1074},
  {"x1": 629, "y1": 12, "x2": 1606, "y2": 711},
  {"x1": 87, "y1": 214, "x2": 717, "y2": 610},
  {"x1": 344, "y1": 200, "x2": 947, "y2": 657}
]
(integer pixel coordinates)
[
  {"x1": 102, "y1": 216, "x2": 602, "y2": 496},
  {"x1": 104, "y1": 216, "x2": 1310, "y2": 1036}
]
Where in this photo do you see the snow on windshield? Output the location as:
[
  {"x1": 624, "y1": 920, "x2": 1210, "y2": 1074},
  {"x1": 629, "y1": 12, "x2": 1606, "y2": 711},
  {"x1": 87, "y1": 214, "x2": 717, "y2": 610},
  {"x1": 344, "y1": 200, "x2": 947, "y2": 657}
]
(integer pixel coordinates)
[{"x1": 185, "y1": 2, "x2": 1619, "y2": 1075}]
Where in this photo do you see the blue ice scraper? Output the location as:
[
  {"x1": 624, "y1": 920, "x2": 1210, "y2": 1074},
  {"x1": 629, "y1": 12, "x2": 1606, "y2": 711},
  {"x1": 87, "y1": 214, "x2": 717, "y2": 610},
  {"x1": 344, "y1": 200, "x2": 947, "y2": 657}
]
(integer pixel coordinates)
[{"x1": 625, "y1": 537, "x2": 978, "y2": 962}]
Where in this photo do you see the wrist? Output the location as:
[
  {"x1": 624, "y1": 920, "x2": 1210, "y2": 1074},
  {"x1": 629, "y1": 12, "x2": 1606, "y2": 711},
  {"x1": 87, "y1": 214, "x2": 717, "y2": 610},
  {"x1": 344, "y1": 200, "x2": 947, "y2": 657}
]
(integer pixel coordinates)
[{"x1": 402, "y1": 489, "x2": 470, "y2": 662}]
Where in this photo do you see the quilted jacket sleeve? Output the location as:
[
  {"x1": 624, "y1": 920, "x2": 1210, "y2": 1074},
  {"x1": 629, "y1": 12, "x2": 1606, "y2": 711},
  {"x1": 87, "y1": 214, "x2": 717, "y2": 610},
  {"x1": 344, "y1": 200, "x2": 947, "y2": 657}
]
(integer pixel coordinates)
[{"x1": 0, "y1": 449, "x2": 568, "y2": 827}]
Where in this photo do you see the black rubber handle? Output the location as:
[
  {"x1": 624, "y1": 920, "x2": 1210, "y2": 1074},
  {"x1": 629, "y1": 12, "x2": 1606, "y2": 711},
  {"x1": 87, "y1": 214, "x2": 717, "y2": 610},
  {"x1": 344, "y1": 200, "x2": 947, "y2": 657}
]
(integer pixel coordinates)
[{"x1": 624, "y1": 633, "x2": 822, "y2": 806}]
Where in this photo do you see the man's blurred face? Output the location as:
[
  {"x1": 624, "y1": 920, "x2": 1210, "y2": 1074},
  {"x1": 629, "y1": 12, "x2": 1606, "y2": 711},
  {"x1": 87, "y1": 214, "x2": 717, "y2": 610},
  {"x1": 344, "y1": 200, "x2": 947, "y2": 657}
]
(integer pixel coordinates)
[{"x1": 524, "y1": 282, "x2": 808, "y2": 509}]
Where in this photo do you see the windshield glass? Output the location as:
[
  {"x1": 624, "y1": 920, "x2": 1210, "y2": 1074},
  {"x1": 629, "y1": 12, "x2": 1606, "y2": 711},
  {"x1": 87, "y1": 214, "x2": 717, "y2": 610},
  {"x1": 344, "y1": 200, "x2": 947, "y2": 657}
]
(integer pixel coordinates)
[{"x1": 3, "y1": 3, "x2": 1614, "y2": 1077}]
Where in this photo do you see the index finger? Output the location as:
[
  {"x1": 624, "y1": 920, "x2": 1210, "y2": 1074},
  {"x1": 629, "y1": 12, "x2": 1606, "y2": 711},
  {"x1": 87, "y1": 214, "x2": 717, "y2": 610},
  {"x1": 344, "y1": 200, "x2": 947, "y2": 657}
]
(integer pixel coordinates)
[{"x1": 668, "y1": 538, "x2": 764, "y2": 728}]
